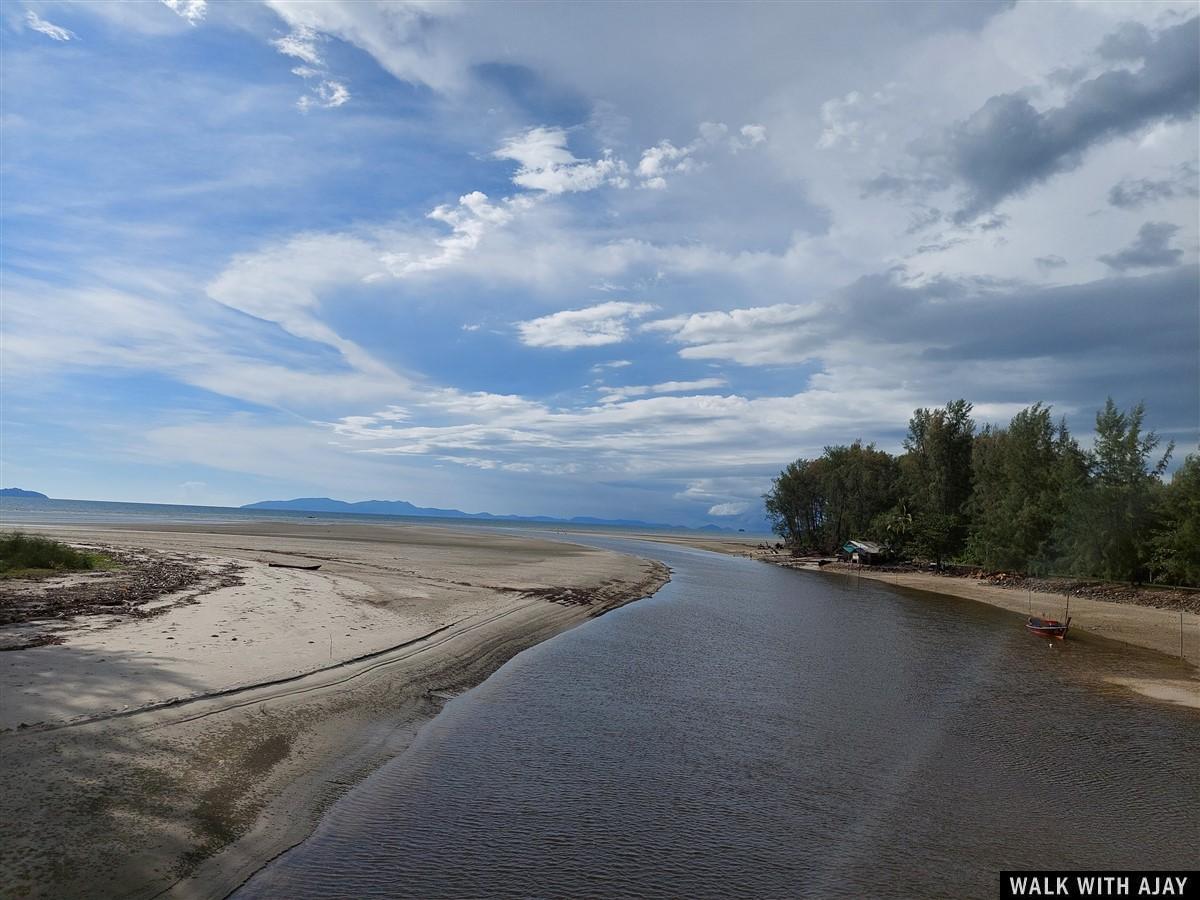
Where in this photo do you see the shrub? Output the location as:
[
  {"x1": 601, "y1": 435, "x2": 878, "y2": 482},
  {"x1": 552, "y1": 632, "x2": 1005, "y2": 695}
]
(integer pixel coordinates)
[{"x1": 0, "y1": 532, "x2": 110, "y2": 575}]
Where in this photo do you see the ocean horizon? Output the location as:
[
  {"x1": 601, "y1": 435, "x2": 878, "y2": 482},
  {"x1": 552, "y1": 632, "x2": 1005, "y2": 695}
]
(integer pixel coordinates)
[{"x1": 0, "y1": 496, "x2": 774, "y2": 539}]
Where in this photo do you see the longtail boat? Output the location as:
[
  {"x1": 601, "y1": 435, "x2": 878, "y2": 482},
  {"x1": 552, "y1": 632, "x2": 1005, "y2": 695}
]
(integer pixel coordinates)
[
  {"x1": 1025, "y1": 616, "x2": 1070, "y2": 639},
  {"x1": 267, "y1": 562, "x2": 322, "y2": 570}
]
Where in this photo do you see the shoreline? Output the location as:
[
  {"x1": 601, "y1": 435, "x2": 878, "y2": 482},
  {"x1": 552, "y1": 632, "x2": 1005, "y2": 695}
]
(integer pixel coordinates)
[
  {"x1": 0, "y1": 522, "x2": 670, "y2": 899},
  {"x1": 636, "y1": 532, "x2": 1200, "y2": 711},
  {"x1": 812, "y1": 564, "x2": 1200, "y2": 710}
]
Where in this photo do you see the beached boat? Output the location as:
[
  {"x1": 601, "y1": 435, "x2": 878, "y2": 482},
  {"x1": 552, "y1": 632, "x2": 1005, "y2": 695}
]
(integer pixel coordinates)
[
  {"x1": 1025, "y1": 615, "x2": 1070, "y2": 639},
  {"x1": 267, "y1": 562, "x2": 322, "y2": 570}
]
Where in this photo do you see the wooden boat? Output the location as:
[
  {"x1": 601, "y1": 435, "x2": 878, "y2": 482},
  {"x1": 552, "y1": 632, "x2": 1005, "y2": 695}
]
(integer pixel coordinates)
[
  {"x1": 267, "y1": 562, "x2": 322, "y2": 570},
  {"x1": 1025, "y1": 615, "x2": 1070, "y2": 639}
]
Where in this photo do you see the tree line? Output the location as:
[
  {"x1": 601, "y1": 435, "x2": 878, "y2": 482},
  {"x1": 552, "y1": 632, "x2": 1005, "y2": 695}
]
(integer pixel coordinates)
[{"x1": 764, "y1": 398, "x2": 1199, "y2": 586}]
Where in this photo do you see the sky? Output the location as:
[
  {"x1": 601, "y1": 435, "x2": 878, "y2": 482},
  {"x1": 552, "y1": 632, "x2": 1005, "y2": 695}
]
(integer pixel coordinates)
[{"x1": 2, "y1": 0, "x2": 1198, "y2": 529}]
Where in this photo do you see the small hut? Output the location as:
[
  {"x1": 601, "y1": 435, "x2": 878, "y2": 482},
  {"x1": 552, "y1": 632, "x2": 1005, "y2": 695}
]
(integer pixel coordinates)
[{"x1": 841, "y1": 539, "x2": 886, "y2": 566}]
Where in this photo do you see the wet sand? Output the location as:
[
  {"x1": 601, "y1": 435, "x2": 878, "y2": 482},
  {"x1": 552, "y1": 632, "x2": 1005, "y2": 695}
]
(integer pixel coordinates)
[{"x1": 0, "y1": 521, "x2": 669, "y2": 899}]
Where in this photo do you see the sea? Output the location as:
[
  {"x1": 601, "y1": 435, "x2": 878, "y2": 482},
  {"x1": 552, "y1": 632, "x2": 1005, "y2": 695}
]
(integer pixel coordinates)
[{"x1": 0, "y1": 496, "x2": 769, "y2": 539}]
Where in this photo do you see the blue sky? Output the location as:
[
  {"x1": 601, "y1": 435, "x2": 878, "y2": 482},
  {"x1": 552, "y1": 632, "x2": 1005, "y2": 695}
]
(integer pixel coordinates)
[{"x1": 2, "y1": 0, "x2": 1198, "y2": 529}]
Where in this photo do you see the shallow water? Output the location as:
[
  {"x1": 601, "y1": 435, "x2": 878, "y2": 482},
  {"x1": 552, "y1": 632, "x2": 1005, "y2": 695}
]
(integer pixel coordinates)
[{"x1": 236, "y1": 539, "x2": 1199, "y2": 899}]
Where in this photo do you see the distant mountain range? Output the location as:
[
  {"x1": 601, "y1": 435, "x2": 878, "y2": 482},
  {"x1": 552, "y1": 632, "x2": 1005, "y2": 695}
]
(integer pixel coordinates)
[
  {"x1": 242, "y1": 497, "x2": 741, "y2": 533},
  {"x1": 0, "y1": 488, "x2": 48, "y2": 499}
]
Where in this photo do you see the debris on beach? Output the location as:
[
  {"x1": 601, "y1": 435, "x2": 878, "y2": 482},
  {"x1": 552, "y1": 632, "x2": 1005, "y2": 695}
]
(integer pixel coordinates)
[
  {"x1": 973, "y1": 571, "x2": 1200, "y2": 615},
  {"x1": 0, "y1": 544, "x2": 246, "y2": 650}
]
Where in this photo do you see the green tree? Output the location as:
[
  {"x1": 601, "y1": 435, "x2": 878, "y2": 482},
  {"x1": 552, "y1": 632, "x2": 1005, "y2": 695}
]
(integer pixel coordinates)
[
  {"x1": 966, "y1": 404, "x2": 1083, "y2": 571},
  {"x1": 1149, "y1": 454, "x2": 1200, "y2": 586},
  {"x1": 818, "y1": 441, "x2": 900, "y2": 550},
  {"x1": 1057, "y1": 399, "x2": 1172, "y2": 583},
  {"x1": 899, "y1": 399, "x2": 975, "y2": 565},
  {"x1": 764, "y1": 459, "x2": 826, "y2": 552}
]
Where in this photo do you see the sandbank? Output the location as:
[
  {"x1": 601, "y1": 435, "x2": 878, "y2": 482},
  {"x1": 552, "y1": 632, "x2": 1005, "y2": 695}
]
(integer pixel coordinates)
[{"x1": 0, "y1": 520, "x2": 669, "y2": 899}]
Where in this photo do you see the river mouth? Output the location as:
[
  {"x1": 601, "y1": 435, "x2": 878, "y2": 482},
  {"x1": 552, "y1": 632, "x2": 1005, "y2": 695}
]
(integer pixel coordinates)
[{"x1": 235, "y1": 538, "x2": 1199, "y2": 900}]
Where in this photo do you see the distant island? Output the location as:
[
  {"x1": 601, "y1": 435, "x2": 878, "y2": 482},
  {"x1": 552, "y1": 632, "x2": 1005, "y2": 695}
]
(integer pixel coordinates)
[
  {"x1": 0, "y1": 488, "x2": 48, "y2": 499},
  {"x1": 242, "y1": 497, "x2": 736, "y2": 533}
]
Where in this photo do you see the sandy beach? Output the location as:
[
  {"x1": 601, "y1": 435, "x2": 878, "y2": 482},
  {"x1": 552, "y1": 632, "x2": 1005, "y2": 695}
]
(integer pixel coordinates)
[{"x1": 0, "y1": 521, "x2": 668, "y2": 899}]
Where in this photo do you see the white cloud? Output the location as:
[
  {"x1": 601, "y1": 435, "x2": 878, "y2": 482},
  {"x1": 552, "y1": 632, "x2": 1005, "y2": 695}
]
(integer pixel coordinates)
[
  {"x1": 598, "y1": 377, "x2": 727, "y2": 404},
  {"x1": 25, "y1": 10, "x2": 74, "y2": 41},
  {"x1": 271, "y1": 22, "x2": 353, "y2": 111},
  {"x1": 517, "y1": 301, "x2": 657, "y2": 349},
  {"x1": 298, "y1": 79, "x2": 351, "y2": 111},
  {"x1": 382, "y1": 191, "x2": 532, "y2": 275},
  {"x1": 273, "y1": 24, "x2": 324, "y2": 65},
  {"x1": 160, "y1": 0, "x2": 206, "y2": 25},
  {"x1": 635, "y1": 122, "x2": 767, "y2": 188},
  {"x1": 737, "y1": 124, "x2": 767, "y2": 148},
  {"x1": 816, "y1": 89, "x2": 892, "y2": 150},
  {"x1": 708, "y1": 501, "x2": 751, "y2": 516},
  {"x1": 591, "y1": 359, "x2": 633, "y2": 371},
  {"x1": 494, "y1": 127, "x2": 629, "y2": 194},
  {"x1": 206, "y1": 232, "x2": 391, "y2": 370},
  {"x1": 637, "y1": 139, "x2": 699, "y2": 190},
  {"x1": 646, "y1": 303, "x2": 823, "y2": 366},
  {"x1": 495, "y1": 122, "x2": 766, "y2": 195},
  {"x1": 264, "y1": 0, "x2": 463, "y2": 93}
]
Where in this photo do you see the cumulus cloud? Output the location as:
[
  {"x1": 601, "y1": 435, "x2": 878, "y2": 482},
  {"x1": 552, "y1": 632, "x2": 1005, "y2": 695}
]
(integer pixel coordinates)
[
  {"x1": 635, "y1": 122, "x2": 765, "y2": 189},
  {"x1": 517, "y1": 301, "x2": 656, "y2": 348},
  {"x1": 160, "y1": 0, "x2": 206, "y2": 25},
  {"x1": 636, "y1": 140, "x2": 699, "y2": 190},
  {"x1": 1098, "y1": 221, "x2": 1183, "y2": 271},
  {"x1": 381, "y1": 191, "x2": 531, "y2": 275},
  {"x1": 25, "y1": 10, "x2": 74, "y2": 41},
  {"x1": 494, "y1": 122, "x2": 765, "y2": 194},
  {"x1": 494, "y1": 127, "x2": 628, "y2": 194},
  {"x1": 708, "y1": 501, "x2": 751, "y2": 516},
  {"x1": 1108, "y1": 162, "x2": 1199, "y2": 209},
  {"x1": 912, "y1": 16, "x2": 1199, "y2": 221},
  {"x1": 736, "y1": 124, "x2": 767, "y2": 148},
  {"x1": 816, "y1": 89, "x2": 889, "y2": 150}
]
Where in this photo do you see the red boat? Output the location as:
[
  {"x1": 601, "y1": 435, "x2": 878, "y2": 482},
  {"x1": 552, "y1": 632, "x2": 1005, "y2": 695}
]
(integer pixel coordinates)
[{"x1": 1025, "y1": 616, "x2": 1071, "y2": 639}]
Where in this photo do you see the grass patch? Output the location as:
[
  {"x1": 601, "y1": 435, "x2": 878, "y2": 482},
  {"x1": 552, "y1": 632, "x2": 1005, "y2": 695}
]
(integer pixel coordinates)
[{"x1": 0, "y1": 532, "x2": 116, "y2": 578}]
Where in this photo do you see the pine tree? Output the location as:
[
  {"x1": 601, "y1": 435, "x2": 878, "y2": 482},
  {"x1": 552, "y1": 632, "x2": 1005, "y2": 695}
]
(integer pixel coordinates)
[
  {"x1": 899, "y1": 399, "x2": 975, "y2": 565},
  {"x1": 967, "y1": 404, "x2": 1079, "y2": 571},
  {"x1": 1150, "y1": 454, "x2": 1200, "y2": 585},
  {"x1": 1057, "y1": 399, "x2": 1171, "y2": 583}
]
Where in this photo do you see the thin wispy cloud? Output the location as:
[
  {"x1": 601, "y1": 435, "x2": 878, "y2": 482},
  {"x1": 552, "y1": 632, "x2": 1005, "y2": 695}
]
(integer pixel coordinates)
[{"x1": 25, "y1": 10, "x2": 74, "y2": 41}]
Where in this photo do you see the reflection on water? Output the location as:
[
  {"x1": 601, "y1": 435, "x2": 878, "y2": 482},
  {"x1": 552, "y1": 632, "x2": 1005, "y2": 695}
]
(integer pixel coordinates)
[{"x1": 237, "y1": 540, "x2": 1199, "y2": 899}]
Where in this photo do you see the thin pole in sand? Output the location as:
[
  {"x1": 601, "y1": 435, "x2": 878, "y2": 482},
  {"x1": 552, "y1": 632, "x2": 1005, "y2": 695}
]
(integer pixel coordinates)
[
  {"x1": 329, "y1": 632, "x2": 333, "y2": 660},
  {"x1": 1182, "y1": 611, "x2": 1186, "y2": 660}
]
